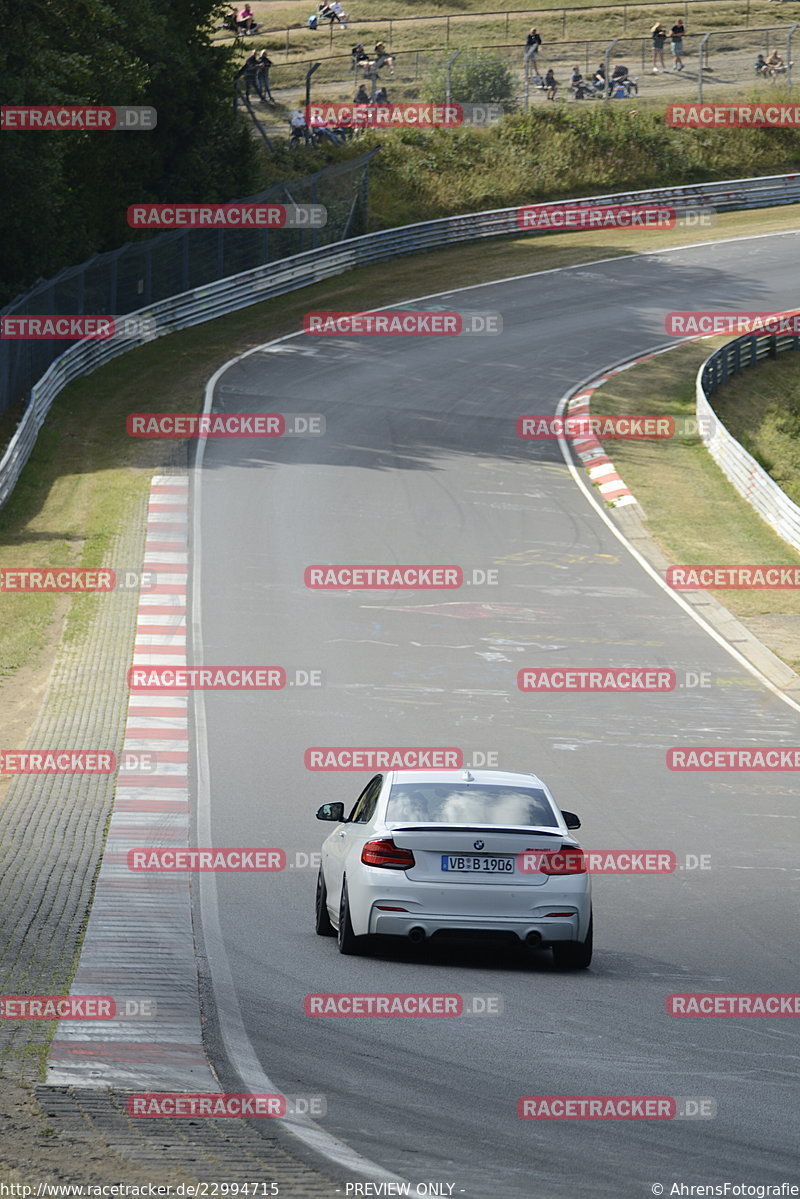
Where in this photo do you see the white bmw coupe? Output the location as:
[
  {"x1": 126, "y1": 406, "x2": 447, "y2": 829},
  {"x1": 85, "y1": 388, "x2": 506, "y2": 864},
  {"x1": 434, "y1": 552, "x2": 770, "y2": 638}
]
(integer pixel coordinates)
[{"x1": 315, "y1": 768, "x2": 593, "y2": 968}]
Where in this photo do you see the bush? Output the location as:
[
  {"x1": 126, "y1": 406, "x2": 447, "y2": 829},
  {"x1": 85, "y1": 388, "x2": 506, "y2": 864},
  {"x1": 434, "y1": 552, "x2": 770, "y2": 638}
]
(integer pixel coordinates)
[{"x1": 423, "y1": 50, "x2": 515, "y2": 108}]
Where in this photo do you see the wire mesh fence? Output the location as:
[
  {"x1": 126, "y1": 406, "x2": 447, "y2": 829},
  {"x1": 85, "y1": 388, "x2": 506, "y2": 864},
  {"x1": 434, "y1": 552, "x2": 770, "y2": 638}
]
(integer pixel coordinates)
[
  {"x1": 262, "y1": 23, "x2": 797, "y2": 107},
  {"x1": 0, "y1": 151, "x2": 377, "y2": 416}
]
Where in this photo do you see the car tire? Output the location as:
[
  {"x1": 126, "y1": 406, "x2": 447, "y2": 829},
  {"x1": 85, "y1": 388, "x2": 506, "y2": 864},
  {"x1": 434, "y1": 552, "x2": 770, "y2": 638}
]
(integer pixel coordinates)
[
  {"x1": 315, "y1": 869, "x2": 335, "y2": 936},
  {"x1": 552, "y1": 914, "x2": 593, "y2": 970},
  {"x1": 337, "y1": 878, "x2": 368, "y2": 956}
]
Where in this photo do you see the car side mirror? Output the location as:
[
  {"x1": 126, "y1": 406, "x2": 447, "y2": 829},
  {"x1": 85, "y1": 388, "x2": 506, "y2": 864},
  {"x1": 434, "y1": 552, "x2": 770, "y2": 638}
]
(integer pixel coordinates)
[
  {"x1": 561, "y1": 810, "x2": 581, "y2": 830},
  {"x1": 316, "y1": 802, "x2": 345, "y2": 822}
]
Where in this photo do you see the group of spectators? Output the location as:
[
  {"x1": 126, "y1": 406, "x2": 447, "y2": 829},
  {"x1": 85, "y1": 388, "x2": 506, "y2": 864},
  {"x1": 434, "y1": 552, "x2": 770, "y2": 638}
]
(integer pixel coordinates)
[
  {"x1": 523, "y1": 18, "x2": 687, "y2": 83},
  {"x1": 351, "y1": 41, "x2": 396, "y2": 74},
  {"x1": 223, "y1": 4, "x2": 263, "y2": 36},
  {"x1": 649, "y1": 22, "x2": 685, "y2": 71},
  {"x1": 754, "y1": 50, "x2": 793, "y2": 78},
  {"x1": 309, "y1": 2, "x2": 349, "y2": 29},
  {"x1": 234, "y1": 48, "x2": 274, "y2": 102}
]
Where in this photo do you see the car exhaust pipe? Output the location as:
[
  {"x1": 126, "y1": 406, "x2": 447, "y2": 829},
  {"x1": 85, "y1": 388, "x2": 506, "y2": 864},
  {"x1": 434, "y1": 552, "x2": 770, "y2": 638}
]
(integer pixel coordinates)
[
  {"x1": 408, "y1": 927, "x2": 426, "y2": 944},
  {"x1": 525, "y1": 931, "x2": 542, "y2": 948}
]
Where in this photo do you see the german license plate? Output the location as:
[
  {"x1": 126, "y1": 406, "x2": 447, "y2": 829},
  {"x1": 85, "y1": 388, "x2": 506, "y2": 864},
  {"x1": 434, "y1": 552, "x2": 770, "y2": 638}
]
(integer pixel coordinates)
[{"x1": 441, "y1": 855, "x2": 515, "y2": 873}]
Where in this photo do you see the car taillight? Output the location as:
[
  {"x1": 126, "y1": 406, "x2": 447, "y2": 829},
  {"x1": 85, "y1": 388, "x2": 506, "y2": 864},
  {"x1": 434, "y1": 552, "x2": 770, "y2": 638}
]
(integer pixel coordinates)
[
  {"x1": 361, "y1": 839, "x2": 416, "y2": 870},
  {"x1": 533, "y1": 848, "x2": 586, "y2": 875}
]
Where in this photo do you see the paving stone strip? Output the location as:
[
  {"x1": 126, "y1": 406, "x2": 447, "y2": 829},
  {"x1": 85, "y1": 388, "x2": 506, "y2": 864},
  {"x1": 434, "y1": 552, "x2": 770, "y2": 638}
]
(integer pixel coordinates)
[{"x1": 1, "y1": 473, "x2": 340, "y2": 1194}]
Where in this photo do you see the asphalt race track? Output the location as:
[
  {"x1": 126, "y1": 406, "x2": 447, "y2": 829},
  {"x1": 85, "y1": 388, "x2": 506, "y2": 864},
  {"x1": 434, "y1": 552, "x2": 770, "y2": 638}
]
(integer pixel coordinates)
[{"x1": 191, "y1": 232, "x2": 800, "y2": 1199}]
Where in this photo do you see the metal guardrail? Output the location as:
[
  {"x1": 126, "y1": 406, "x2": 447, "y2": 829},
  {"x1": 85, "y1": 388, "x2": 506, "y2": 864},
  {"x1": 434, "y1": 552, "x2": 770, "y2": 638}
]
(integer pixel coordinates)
[
  {"x1": 2, "y1": 171, "x2": 800, "y2": 511},
  {"x1": 697, "y1": 328, "x2": 800, "y2": 554}
]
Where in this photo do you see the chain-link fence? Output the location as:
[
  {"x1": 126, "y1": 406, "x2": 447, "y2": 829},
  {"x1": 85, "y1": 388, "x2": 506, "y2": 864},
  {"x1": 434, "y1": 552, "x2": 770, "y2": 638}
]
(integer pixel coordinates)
[
  {"x1": 0, "y1": 151, "x2": 377, "y2": 417},
  {"x1": 258, "y1": 23, "x2": 796, "y2": 110}
]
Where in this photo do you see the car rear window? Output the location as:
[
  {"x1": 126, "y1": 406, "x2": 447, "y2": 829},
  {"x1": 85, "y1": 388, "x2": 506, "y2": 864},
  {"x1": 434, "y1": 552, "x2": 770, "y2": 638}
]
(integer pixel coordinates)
[{"x1": 385, "y1": 784, "x2": 558, "y2": 827}]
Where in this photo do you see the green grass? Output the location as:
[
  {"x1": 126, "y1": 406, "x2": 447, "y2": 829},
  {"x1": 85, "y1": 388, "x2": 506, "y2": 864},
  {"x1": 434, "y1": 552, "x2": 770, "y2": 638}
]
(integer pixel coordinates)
[
  {"x1": 589, "y1": 341, "x2": 800, "y2": 668},
  {"x1": 712, "y1": 352, "x2": 800, "y2": 505}
]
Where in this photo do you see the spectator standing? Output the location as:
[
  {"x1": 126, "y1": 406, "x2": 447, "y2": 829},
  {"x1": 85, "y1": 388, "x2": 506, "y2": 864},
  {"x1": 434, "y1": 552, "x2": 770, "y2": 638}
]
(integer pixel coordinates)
[
  {"x1": 525, "y1": 27, "x2": 542, "y2": 73},
  {"x1": 257, "y1": 50, "x2": 274, "y2": 101},
  {"x1": 670, "y1": 19, "x2": 685, "y2": 70},
  {"x1": 651, "y1": 24, "x2": 666, "y2": 71},
  {"x1": 544, "y1": 67, "x2": 558, "y2": 99},
  {"x1": 235, "y1": 48, "x2": 260, "y2": 100}
]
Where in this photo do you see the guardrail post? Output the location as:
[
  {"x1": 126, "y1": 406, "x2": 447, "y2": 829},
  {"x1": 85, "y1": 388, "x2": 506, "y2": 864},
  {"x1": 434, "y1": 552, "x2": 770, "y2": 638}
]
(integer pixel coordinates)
[
  {"x1": 603, "y1": 38, "x2": 618, "y2": 104},
  {"x1": 697, "y1": 32, "x2": 711, "y2": 101},
  {"x1": 446, "y1": 15, "x2": 450, "y2": 47},
  {"x1": 623, "y1": 5, "x2": 627, "y2": 35}
]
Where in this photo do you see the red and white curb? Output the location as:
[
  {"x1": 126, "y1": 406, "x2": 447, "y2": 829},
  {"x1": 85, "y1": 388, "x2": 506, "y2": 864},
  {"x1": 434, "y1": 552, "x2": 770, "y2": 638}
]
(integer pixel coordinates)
[
  {"x1": 564, "y1": 348, "x2": 670, "y2": 509},
  {"x1": 47, "y1": 475, "x2": 218, "y2": 1089},
  {"x1": 566, "y1": 386, "x2": 637, "y2": 508}
]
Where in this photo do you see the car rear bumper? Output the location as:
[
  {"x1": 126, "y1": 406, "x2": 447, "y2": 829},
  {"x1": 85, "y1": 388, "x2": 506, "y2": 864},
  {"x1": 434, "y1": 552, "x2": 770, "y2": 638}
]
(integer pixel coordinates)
[{"x1": 368, "y1": 907, "x2": 587, "y2": 943}]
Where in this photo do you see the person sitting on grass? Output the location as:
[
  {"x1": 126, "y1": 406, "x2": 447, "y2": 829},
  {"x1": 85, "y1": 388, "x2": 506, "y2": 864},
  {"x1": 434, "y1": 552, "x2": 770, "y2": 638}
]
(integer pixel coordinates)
[
  {"x1": 373, "y1": 41, "x2": 395, "y2": 73},
  {"x1": 237, "y1": 3, "x2": 261, "y2": 34},
  {"x1": 354, "y1": 83, "x2": 371, "y2": 104},
  {"x1": 764, "y1": 49, "x2": 792, "y2": 77},
  {"x1": 351, "y1": 43, "x2": 369, "y2": 70},
  {"x1": 374, "y1": 85, "x2": 389, "y2": 104},
  {"x1": 544, "y1": 67, "x2": 558, "y2": 99}
]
